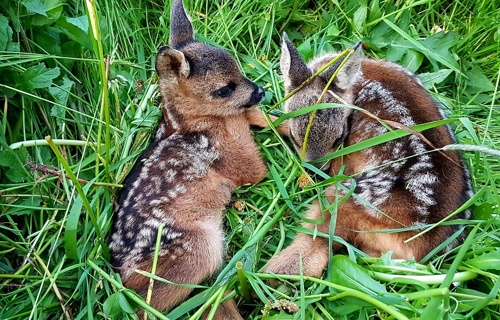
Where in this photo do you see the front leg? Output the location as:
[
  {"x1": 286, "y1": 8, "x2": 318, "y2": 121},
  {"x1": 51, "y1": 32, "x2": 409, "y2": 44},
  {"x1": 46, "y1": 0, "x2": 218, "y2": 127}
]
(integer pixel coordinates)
[
  {"x1": 264, "y1": 201, "x2": 330, "y2": 284},
  {"x1": 244, "y1": 107, "x2": 289, "y2": 136}
]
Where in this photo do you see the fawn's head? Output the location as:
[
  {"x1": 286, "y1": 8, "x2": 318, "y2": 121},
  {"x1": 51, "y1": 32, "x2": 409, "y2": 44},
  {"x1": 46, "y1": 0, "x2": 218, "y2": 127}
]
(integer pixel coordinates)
[
  {"x1": 281, "y1": 33, "x2": 363, "y2": 168},
  {"x1": 155, "y1": 0, "x2": 264, "y2": 128}
]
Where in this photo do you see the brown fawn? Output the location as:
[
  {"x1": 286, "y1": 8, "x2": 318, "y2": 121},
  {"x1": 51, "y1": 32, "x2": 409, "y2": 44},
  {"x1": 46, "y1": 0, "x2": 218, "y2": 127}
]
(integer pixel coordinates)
[
  {"x1": 109, "y1": 0, "x2": 286, "y2": 318},
  {"x1": 265, "y1": 34, "x2": 472, "y2": 279}
]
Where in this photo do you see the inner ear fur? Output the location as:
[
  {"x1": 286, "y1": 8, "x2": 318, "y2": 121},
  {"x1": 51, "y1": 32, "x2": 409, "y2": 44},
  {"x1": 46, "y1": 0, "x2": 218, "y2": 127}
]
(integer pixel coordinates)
[
  {"x1": 280, "y1": 33, "x2": 311, "y2": 89},
  {"x1": 321, "y1": 42, "x2": 363, "y2": 90},
  {"x1": 155, "y1": 46, "x2": 190, "y2": 78}
]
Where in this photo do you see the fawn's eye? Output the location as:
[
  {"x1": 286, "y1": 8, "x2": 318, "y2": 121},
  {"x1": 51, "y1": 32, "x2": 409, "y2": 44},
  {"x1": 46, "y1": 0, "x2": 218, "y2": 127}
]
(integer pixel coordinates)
[
  {"x1": 215, "y1": 86, "x2": 232, "y2": 98},
  {"x1": 215, "y1": 82, "x2": 236, "y2": 98}
]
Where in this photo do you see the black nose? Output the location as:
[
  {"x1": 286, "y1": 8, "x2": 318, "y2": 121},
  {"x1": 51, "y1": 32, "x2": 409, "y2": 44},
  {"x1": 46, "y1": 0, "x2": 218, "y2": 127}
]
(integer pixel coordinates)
[
  {"x1": 255, "y1": 86, "x2": 265, "y2": 98},
  {"x1": 243, "y1": 86, "x2": 265, "y2": 108}
]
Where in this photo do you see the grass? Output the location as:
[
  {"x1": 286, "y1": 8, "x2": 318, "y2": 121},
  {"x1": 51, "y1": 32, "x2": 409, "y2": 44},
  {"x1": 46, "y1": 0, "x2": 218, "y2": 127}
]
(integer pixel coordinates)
[{"x1": 0, "y1": 0, "x2": 499, "y2": 319}]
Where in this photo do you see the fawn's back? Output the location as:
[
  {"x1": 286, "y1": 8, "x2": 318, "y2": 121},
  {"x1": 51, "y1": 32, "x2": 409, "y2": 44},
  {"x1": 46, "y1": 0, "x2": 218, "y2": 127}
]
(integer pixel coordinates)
[{"x1": 281, "y1": 36, "x2": 472, "y2": 259}]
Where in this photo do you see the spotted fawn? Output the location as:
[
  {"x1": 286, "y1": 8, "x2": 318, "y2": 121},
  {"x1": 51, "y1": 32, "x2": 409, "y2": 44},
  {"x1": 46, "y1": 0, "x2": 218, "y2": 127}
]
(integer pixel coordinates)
[
  {"x1": 265, "y1": 34, "x2": 472, "y2": 279},
  {"x1": 109, "y1": 1, "x2": 286, "y2": 317}
]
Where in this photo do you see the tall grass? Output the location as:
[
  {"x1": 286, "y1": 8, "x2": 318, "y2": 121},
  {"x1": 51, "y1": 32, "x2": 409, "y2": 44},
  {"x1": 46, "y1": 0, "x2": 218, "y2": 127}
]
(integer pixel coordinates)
[{"x1": 0, "y1": 0, "x2": 499, "y2": 319}]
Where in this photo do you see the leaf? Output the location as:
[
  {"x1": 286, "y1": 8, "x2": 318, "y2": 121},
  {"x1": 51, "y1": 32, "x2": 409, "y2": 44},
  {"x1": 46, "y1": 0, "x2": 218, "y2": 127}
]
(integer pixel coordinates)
[
  {"x1": 49, "y1": 77, "x2": 74, "y2": 126},
  {"x1": 463, "y1": 65, "x2": 495, "y2": 94},
  {"x1": 330, "y1": 255, "x2": 387, "y2": 296},
  {"x1": 466, "y1": 249, "x2": 500, "y2": 271},
  {"x1": 418, "y1": 69, "x2": 453, "y2": 89},
  {"x1": 472, "y1": 202, "x2": 493, "y2": 220},
  {"x1": 401, "y1": 49, "x2": 424, "y2": 72},
  {"x1": 117, "y1": 291, "x2": 135, "y2": 314},
  {"x1": 0, "y1": 149, "x2": 29, "y2": 183},
  {"x1": 352, "y1": 4, "x2": 367, "y2": 33},
  {"x1": 64, "y1": 194, "x2": 82, "y2": 260},
  {"x1": 103, "y1": 292, "x2": 123, "y2": 317},
  {"x1": 66, "y1": 16, "x2": 89, "y2": 33},
  {"x1": 19, "y1": 64, "x2": 60, "y2": 90},
  {"x1": 419, "y1": 31, "x2": 459, "y2": 70},
  {"x1": 0, "y1": 14, "x2": 13, "y2": 51},
  {"x1": 49, "y1": 77, "x2": 74, "y2": 106},
  {"x1": 58, "y1": 16, "x2": 92, "y2": 49},
  {"x1": 21, "y1": 0, "x2": 47, "y2": 16},
  {"x1": 31, "y1": 0, "x2": 63, "y2": 26}
]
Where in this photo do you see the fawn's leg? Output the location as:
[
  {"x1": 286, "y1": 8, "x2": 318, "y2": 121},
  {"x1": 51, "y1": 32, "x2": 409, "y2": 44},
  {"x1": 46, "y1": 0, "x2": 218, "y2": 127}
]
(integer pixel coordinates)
[
  {"x1": 201, "y1": 299, "x2": 244, "y2": 320},
  {"x1": 264, "y1": 201, "x2": 330, "y2": 280},
  {"x1": 244, "y1": 107, "x2": 289, "y2": 136}
]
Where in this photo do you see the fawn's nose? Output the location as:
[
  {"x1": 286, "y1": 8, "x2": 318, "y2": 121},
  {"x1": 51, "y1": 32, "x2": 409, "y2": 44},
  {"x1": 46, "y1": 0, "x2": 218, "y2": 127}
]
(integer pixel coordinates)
[{"x1": 243, "y1": 86, "x2": 265, "y2": 108}]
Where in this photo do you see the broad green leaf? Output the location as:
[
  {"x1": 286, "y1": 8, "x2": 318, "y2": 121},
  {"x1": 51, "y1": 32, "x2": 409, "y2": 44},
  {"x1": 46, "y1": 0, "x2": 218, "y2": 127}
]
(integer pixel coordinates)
[
  {"x1": 31, "y1": 0, "x2": 63, "y2": 26},
  {"x1": 21, "y1": 0, "x2": 47, "y2": 16},
  {"x1": 49, "y1": 77, "x2": 74, "y2": 125},
  {"x1": 419, "y1": 69, "x2": 453, "y2": 89},
  {"x1": 420, "y1": 31, "x2": 459, "y2": 70},
  {"x1": 0, "y1": 149, "x2": 29, "y2": 183},
  {"x1": 466, "y1": 249, "x2": 500, "y2": 271},
  {"x1": 401, "y1": 49, "x2": 423, "y2": 72},
  {"x1": 330, "y1": 255, "x2": 387, "y2": 295},
  {"x1": 19, "y1": 64, "x2": 60, "y2": 90},
  {"x1": 117, "y1": 291, "x2": 135, "y2": 314},
  {"x1": 49, "y1": 77, "x2": 74, "y2": 106},
  {"x1": 383, "y1": 19, "x2": 460, "y2": 74},
  {"x1": 352, "y1": 4, "x2": 367, "y2": 33},
  {"x1": 67, "y1": 15, "x2": 89, "y2": 33},
  {"x1": 463, "y1": 65, "x2": 495, "y2": 94},
  {"x1": 472, "y1": 202, "x2": 493, "y2": 220},
  {"x1": 0, "y1": 14, "x2": 13, "y2": 51},
  {"x1": 58, "y1": 16, "x2": 92, "y2": 49},
  {"x1": 103, "y1": 292, "x2": 122, "y2": 317}
]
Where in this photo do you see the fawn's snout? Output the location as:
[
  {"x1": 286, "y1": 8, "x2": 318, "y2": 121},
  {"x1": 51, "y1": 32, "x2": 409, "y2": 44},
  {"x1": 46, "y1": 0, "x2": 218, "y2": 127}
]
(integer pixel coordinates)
[{"x1": 243, "y1": 85, "x2": 265, "y2": 108}]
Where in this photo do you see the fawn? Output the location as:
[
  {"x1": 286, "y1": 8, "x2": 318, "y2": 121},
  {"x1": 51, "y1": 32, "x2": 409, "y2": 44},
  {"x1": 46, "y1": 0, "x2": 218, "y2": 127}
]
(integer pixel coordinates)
[
  {"x1": 265, "y1": 34, "x2": 472, "y2": 279},
  {"x1": 109, "y1": 0, "x2": 286, "y2": 318}
]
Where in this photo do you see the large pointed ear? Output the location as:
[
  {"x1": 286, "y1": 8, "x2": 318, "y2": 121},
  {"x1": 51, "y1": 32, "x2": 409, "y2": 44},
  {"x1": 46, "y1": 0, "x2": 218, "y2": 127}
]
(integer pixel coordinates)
[
  {"x1": 169, "y1": 0, "x2": 194, "y2": 47},
  {"x1": 280, "y1": 33, "x2": 311, "y2": 89},
  {"x1": 155, "y1": 46, "x2": 190, "y2": 78},
  {"x1": 321, "y1": 42, "x2": 363, "y2": 90}
]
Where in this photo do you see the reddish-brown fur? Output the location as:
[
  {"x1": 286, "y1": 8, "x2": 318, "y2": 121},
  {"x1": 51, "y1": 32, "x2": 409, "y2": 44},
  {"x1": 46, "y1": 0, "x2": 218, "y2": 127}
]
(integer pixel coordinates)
[
  {"x1": 109, "y1": 1, "x2": 285, "y2": 318},
  {"x1": 265, "y1": 34, "x2": 472, "y2": 280}
]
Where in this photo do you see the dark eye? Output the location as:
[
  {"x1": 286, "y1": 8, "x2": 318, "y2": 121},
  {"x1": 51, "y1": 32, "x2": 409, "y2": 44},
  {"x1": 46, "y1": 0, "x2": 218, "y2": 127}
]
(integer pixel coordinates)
[{"x1": 215, "y1": 86, "x2": 233, "y2": 98}]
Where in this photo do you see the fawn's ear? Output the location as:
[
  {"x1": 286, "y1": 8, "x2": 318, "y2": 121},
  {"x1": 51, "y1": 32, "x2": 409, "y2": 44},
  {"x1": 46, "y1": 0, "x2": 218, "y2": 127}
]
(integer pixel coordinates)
[
  {"x1": 155, "y1": 46, "x2": 190, "y2": 78},
  {"x1": 280, "y1": 33, "x2": 311, "y2": 89},
  {"x1": 169, "y1": 0, "x2": 194, "y2": 47},
  {"x1": 321, "y1": 42, "x2": 363, "y2": 90}
]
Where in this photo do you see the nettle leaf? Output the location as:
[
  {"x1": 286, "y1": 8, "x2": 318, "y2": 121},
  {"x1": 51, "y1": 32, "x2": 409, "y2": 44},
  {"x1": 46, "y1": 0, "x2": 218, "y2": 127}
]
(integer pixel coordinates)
[
  {"x1": 49, "y1": 78, "x2": 74, "y2": 126},
  {"x1": 21, "y1": 0, "x2": 47, "y2": 16},
  {"x1": 19, "y1": 64, "x2": 60, "y2": 90},
  {"x1": 401, "y1": 49, "x2": 424, "y2": 72},
  {"x1": 49, "y1": 77, "x2": 74, "y2": 106},
  {"x1": 352, "y1": 4, "x2": 368, "y2": 33},
  {"x1": 0, "y1": 148, "x2": 29, "y2": 183},
  {"x1": 330, "y1": 255, "x2": 387, "y2": 295},
  {"x1": 0, "y1": 14, "x2": 13, "y2": 51},
  {"x1": 58, "y1": 15, "x2": 92, "y2": 49},
  {"x1": 419, "y1": 31, "x2": 459, "y2": 70},
  {"x1": 466, "y1": 249, "x2": 500, "y2": 271},
  {"x1": 66, "y1": 15, "x2": 89, "y2": 33},
  {"x1": 418, "y1": 69, "x2": 453, "y2": 89},
  {"x1": 463, "y1": 65, "x2": 495, "y2": 94}
]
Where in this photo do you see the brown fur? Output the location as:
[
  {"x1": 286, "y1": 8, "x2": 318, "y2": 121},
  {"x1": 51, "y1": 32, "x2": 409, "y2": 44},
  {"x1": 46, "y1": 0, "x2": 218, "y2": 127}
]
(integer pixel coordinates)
[
  {"x1": 109, "y1": 1, "x2": 283, "y2": 318},
  {"x1": 265, "y1": 34, "x2": 472, "y2": 280}
]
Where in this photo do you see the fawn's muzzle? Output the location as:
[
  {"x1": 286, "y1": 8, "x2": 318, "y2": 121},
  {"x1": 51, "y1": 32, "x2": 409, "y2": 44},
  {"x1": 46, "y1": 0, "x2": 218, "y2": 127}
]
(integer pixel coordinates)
[{"x1": 243, "y1": 86, "x2": 265, "y2": 108}]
